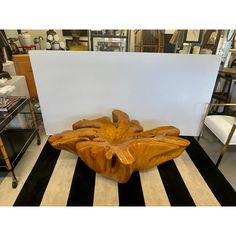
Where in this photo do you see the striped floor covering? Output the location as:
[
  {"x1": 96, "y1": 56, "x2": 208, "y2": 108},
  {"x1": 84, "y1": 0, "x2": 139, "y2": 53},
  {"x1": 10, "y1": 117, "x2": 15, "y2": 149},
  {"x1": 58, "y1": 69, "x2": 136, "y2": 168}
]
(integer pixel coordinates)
[{"x1": 0, "y1": 137, "x2": 235, "y2": 206}]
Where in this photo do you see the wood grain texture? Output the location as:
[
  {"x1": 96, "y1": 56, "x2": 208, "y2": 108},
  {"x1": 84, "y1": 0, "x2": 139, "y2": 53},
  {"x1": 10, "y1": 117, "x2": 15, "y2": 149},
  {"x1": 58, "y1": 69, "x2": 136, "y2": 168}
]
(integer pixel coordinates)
[
  {"x1": 13, "y1": 54, "x2": 38, "y2": 99},
  {"x1": 49, "y1": 110, "x2": 190, "y2": 183}
]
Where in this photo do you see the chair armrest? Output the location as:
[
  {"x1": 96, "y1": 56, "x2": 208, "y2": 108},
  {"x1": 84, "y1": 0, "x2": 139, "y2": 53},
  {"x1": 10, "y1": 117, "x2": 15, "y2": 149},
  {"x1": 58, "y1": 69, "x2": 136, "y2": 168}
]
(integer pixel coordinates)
[
  {"x1": 198, "y1": 103, "x2": 236, "y2": 139},
  {"x1": 207, "y1": 103, "x2": 236, "y2": 107}
]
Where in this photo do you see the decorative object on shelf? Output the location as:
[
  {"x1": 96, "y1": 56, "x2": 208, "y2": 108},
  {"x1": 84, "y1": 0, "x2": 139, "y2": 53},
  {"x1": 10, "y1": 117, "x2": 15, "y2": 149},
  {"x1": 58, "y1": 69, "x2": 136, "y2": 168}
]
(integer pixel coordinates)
[
  {"x1": 0, "y1": 94, "x2": 18, "y2": 112},
  {"x1": 200, "y1": 48, "x2": 213, "y2": 54},
  {"x1": 192, "y1": 45, "x2": 201, "y2": 54},
  {"x1": 0, "y1": 85, "x2": 16, "y2": 111},
  {"x1": 33, "y1": 36, "x2": 44, "y2": 50},
  {"x1": 179, "y1": 43, "x2": 192, "y2": 54},
  {"x1": 17, "y1": 31, "x2": 36, "y2": 54},
  {"x1": 18, "y1": 31, "x2": 32, "y2": 47},
  {"x1": 7, "y1": 38, "x2": 20, "y2": 54},
  {"x1": 46, "y1": 30, "x2": 65, "y2": 50},
  {"x1": 49, "y1": 109, "x2": 190, "y2": 183}
]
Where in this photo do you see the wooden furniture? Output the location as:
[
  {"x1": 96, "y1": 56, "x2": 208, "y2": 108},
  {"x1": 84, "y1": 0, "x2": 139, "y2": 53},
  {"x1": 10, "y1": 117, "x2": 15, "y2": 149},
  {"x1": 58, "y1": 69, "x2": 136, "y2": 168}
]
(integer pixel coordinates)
[
  {"x1": 12, "y1": 54, "x2": 38, "y2": 99},
  {"x1": 0, "y1": 97, "x2": 41, "y2": 188},
  {"x1": 49, "y1": 110, "x2": 190, "y2": 183},
  {"x1": 134, "y1": 30, "x2": 164, "y2": 53},
  {"x1": 220, "y1": 67, "x2": 236, "y2": 76},
  {"x1": 211, "y1": 67, "x2": 236, "y2": 113}
]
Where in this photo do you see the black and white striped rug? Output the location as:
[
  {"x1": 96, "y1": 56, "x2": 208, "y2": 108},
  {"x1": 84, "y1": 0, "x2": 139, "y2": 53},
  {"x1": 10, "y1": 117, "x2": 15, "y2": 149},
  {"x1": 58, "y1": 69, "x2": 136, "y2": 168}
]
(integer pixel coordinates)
[{"x1": 0, "y1": 136, "x2": 235, "y2": 206}]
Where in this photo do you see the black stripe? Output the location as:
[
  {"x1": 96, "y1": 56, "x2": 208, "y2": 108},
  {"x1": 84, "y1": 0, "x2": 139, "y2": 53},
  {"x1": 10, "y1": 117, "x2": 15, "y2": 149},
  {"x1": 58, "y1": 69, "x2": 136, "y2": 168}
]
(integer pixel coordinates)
[
  {"x1": 14, "y1": 141, "x2": 60, "y2": 206},
  {"x1": 118, "y1": 171, "x2": 145, "y2": 206},
  {"x1": 158, "y1": 160, "x2": 196, "y2": 206},
  {"x1": 183, "y1": 136, "x2": 236, "y2": 206},
  {"x1": 67, "y1": 158, "x2": 96, "y2": 206}
]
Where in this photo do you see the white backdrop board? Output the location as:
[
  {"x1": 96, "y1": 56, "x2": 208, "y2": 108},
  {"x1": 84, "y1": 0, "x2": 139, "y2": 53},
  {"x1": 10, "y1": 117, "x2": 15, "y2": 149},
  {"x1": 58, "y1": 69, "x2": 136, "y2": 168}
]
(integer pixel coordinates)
[{"x1": 29, "y1": 51, "x2": 221, "y2": 136}]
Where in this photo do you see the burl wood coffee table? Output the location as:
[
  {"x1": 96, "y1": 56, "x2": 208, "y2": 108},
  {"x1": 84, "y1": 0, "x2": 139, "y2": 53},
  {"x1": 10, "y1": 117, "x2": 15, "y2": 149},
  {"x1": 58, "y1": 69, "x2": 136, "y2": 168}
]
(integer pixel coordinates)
[{"x1": 49, "y1": 110, "x2": 190, "y2": 183}]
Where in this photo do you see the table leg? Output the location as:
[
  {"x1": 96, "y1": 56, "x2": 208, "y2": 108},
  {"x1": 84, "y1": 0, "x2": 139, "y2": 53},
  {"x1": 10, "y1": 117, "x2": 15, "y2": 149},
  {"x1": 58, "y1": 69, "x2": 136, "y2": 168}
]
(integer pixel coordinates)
[
  {"x1": 28, "y1": 100, "x2": 41, "y2": 145},
  {"x1": 0, "y1": 137, "x2": 18, "y2": 188}
]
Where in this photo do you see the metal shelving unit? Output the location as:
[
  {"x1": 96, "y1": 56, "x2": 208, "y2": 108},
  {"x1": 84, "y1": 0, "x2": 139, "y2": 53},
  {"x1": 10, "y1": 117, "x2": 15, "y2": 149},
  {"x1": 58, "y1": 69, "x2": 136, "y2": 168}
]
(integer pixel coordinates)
[{"x1": 0, "y1": 97, "x2": 41, "y2": 188}]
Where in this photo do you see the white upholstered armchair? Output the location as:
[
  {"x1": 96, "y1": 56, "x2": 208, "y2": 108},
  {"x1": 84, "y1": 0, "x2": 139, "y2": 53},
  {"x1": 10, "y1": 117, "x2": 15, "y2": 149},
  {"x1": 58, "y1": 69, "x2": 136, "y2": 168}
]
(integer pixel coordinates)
[{"x1": 198, "y1": 103, "x2": 236, "y2": 167}]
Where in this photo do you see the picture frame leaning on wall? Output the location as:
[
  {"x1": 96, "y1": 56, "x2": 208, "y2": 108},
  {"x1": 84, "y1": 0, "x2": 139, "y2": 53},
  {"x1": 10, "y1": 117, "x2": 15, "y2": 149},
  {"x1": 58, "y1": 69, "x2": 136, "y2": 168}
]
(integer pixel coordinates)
[{"x1": 184, "y1": 30, "x2": 203, "y2": 43}]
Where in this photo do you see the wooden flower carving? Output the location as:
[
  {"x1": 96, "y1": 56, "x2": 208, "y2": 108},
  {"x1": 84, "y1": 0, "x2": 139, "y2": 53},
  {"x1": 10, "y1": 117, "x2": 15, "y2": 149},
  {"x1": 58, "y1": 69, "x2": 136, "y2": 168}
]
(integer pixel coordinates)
[{"x1": 48, "y1": 110, "x2": 190, "y2": 183}]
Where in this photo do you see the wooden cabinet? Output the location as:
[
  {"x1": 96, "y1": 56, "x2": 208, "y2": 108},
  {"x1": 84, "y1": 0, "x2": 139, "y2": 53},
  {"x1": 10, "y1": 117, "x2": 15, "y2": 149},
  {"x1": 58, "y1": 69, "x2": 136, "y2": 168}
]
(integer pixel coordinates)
[
  {"x1": 134, "y1": 30, "x2": 164, "y2": 53},
  {"x1": 13, "y1": 54, "x2": 38, "y2": 99}
]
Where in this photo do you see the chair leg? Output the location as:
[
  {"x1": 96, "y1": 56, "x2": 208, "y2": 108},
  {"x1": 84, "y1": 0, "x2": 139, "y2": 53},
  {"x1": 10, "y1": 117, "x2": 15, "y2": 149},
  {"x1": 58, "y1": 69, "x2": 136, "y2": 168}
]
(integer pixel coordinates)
[
  {"x1": 216, "y1": 124, "x2": 236, "y2": 167},
  {"x1": 197, "y1": 124, "x2": 205, "y2": 141},
  {"x1": 198, "y1": 104, "x2": 211, "y2": 142},
  {"x1": 216, "y1": 143, "x2": 229, "y2": 167}
]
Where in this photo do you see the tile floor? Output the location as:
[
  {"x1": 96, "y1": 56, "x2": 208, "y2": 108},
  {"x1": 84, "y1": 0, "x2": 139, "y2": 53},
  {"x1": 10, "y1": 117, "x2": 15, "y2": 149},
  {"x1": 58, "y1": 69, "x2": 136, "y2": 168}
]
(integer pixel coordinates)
[{"x1": 1, "y1": 124, "x2": 236, "y2": 191}]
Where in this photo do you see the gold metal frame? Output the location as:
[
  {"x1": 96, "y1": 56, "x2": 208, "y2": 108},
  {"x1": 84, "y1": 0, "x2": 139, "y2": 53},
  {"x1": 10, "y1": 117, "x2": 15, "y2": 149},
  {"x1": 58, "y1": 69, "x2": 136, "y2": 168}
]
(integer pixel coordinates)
[
  {"x1": 0, "y1": 137, "x2": 18, "y2": 187},
  {"x1": 28, "y1": 99, "x2": 41, "y2": 145},
  {"x1": 0, "y1": 99, "x2": 41, "y2": 188},
  {"x1": 198, "y1": 103, "x2": 236, "y2": 167}
]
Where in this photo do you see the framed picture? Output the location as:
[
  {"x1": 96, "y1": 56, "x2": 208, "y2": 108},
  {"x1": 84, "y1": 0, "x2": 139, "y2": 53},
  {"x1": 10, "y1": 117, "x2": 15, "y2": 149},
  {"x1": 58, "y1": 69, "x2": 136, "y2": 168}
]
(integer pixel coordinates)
[
  {"x1": 66, "y1": 39, "x2": 88, "y2": 51},
  {"x1": 184, "y1": 30, "x2": 203, "y2": 43},
  {"x1": 201, "y1": 30, "x2": 222, "y2": 54},
  {"x1": 91, "y1": 35, "x2": 128, "y2": 52},
  {"x1": 62, "y1": 30, "x2": 88, "y2": 37}
]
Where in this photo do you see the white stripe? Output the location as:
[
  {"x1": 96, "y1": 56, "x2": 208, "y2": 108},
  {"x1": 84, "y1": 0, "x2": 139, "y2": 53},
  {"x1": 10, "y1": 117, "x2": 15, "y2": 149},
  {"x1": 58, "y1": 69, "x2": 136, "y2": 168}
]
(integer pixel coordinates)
[
  {"x1": 40, "y1": 151, "x2": 77, "y2": 206},
  {"x1": 93, "y1": 174, "x2": 119, "y2": 206},
  {"x1": 174, "y1": 151, "x2": 220, "y2": 206},
  {"x1": 0, "y1": 131, "x2": 48, "y2": 206},
  {"x1": 139, "y1": 168, "x2": 170, "y2": 206}
]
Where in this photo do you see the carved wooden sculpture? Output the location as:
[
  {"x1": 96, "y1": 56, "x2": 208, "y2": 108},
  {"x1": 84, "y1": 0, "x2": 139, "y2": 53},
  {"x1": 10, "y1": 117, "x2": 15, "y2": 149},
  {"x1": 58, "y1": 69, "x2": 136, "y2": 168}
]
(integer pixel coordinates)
[{"x1": 49, "y1": 110, "x2": 190, "y2": 183}]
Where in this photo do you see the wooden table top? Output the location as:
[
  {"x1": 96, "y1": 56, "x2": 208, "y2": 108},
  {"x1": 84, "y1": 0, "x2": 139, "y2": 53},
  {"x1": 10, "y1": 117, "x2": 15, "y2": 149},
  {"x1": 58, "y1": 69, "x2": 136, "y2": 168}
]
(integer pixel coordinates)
[{"x1": 219, "y1": 67, "x2": 236, "y2": 76}]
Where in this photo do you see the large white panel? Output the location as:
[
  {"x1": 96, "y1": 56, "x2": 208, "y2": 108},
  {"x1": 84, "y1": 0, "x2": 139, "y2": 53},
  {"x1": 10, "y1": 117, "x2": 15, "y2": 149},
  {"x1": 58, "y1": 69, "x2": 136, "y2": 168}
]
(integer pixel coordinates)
[{"x1": 29, "y1": 51, "x2": 220, "y2": 135}]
